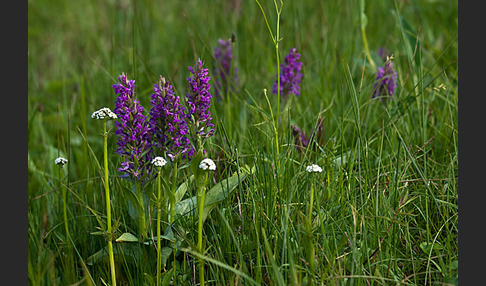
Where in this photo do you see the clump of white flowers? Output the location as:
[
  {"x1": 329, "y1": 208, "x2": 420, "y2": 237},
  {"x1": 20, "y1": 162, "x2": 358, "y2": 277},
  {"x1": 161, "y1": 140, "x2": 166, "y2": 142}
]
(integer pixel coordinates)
[
  {"x1": 91, "y1": 107, "x2": 118, "y2": 120},
  {"x1": 199, "y1": 158, "x2": 216, "y2": 171},
  {"x1": 54, "y1": 157, "x2": 68, "y2": 167},
  {"x1": 306, "y1": 164, "x2": 322, "y2": 173},
  {"x1": 151, "y1": 156, "x2": 167, "y2": 168}
]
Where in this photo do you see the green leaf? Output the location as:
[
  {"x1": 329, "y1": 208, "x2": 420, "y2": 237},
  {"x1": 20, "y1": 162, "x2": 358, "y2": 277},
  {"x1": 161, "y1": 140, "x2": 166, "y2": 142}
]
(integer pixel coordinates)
[
  {"x1": 143, "y1": 226, "x2": 175, "y2": 245},
  {"x1": 189, "y1": 150, "x2": 204, "y2": 178},
  {"x1": 175, "y1": 175, "x2": 194, "y2": 203},
  {"x1": 143, "y1": 273, "x2": 155, "y2": 286},
  {"x1": 122, "y1": 184, "x2": 141, "y2": 221},
  {"x1": 419, "y1": 241, "x2": 443, "y2": 254},
  {"x1": 115, "y1": 232, "x2": 139, "y2": 243},
  {"x1": 160, "y1": 246, "x2": 174, "y2": 269},
  {"x1": 86, "y1": 243, "x2": 143, "y2": 266},
  {"x1": 175, "y1": 171, "x2": 249, "y2": 223},
  {"x1": 161, "y1": 268, "x2": 174, "y2": 286},
  {"x1": 448, "y1": 260, "x2": 458, "y2": 270}
]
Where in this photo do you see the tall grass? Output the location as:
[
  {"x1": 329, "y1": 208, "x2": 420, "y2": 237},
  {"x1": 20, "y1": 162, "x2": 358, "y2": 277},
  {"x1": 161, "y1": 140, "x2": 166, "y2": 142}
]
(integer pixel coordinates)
[{"x1": 28, "y1": 0, "x2": 458, "y2": 285}]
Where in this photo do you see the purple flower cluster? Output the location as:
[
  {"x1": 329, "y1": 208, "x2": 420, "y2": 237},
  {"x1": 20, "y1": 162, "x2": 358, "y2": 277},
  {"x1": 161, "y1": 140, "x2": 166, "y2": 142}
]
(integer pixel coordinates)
[
  {"x1": 186, "y1": 59, "x2": 215, "y2": 140},
  {"x1": 214, "y1": 38, "x2": 237, "y2": 99},
  {"x1": 291, "y1": 117, "x2": 324, "y2": 153},
  {"x1": 273, "y1": 48, "x2": 304, "y2": 98},
  {"x1": 112, "y1": 73, "x2": 153, "y2": 183},
  {"x1": 291, "y1": 124, "x2": 309, "y2": 153},
  {"x1": 112, "y1": 63, "x2": 215, "y2": 180},
  {"x1": 149, "y1": 76, "x2": 194, "y2": 160},
  {"x1": 372, "y1": 60, "x2": 398, "y2": 99}
]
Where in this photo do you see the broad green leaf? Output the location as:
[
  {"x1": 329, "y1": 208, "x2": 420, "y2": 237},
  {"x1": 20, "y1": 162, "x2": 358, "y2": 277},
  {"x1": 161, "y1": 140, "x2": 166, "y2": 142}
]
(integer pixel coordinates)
[
  {"x1": 87, "y1": 243, "x2": 143, "y2": 266},
  {"x1": 122, "y1": 184, "x2": 149, "y2": 222},
  {"x1": 161, "y1": 268, "x2": 174, "y2": 286},
  {"x1": 122, "y1": 184, "x2": 141, "y2": 220},
  {"x1": 160, "y1": 246, "x2": 173, "y2": 269},
  {"x1": 115, "y1": 232, "x2": 139, "y2": 243},
  {"x1": 189, "y1": 150, "x2": 204, "y2": 179},
  {"x1": 143, "y1": 273, "x2": 154, "y2": 286},
  {"x1": 175, "y1": 175, "x2": 194, "y2": 203},
  {"x1": 175, "y1": 170, "x2": 249, "y2": 223}
]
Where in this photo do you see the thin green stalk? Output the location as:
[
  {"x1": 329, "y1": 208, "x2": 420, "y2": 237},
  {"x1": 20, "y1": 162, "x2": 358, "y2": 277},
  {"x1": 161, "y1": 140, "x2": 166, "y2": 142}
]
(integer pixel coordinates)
[
  {"x1": 156, "y1": 167, "x2": 162, "y2": 286},
  {"x1": 59, "y1": 167, "x2": 70, "y2": 242},
  {"x1": 170, "y1": 162, "x2": 178, "y2": 282},
  {"x1": 103, "y1": 121, "x2": 117, "y2": 286},
  {"x1": 58, "y1": 160, "x2": 74, "y2": 283},
  {"x1": 255, "y1": 0, "x2": 283, "y2": 168},
  {"x1": 197, "y1": 172, "x2": 207, "y2": 286},
  {"x1": 170, "y1": 162, "x2": 178, "y2": 225},
  {"x1": 135, "y1": 180, "x2": 146, "y2": 240},
  {"x1": 274, "y1": 4, "x2": 281, "y2": 167},
  {"x1": 360, "y1": 0, "x2": 376, "y2": 72},
  {"x1": 307, "y1": 182, "x2": 315, "y2": 285}
]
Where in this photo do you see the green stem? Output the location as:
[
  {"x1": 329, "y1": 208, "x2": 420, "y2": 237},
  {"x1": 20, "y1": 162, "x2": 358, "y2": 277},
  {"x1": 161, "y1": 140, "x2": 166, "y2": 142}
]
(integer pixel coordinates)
[
  {"x1": 170, "y1": 162, "x2": 178, "y2": 282},
  {"x1": 307, "y1": 183, "x2": 315, "y2": 284},
  {"x1": 135, "y1": 180, "x2": 146, "y2": 240},
  {"x1": 170, "y1": 162, "x2": 178, "y2": 225},
  {"x1": 274, "y1": 8, "x2": 281, "y2": 166},
  {"x1": 59, "y1": 163, "x2": 74, "y2": 283},
  {"x1": 197, "y1": 173, "x2": 207, "y2": 286},
  {"x1": 156, "y1": 168, "x2": 162, "y2": 286},
  {"x1": 103, "y1": 122, "x2": 117, "y2": 286},
  {"x1": 360, "y1": 0, "x2": 376, "y2": 72},
  {"x1": 60, "y1": 167, "x2": 70, "y2": 242}
]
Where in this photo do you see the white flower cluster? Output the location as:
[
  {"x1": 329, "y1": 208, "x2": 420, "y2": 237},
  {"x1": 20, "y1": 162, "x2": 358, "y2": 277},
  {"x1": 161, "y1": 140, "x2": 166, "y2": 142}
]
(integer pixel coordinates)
[
  {"x1": 54, "y1": 157, "x2": 68, "y2": 167},
  {"x1": 306, "y1": 164, "x2": 322, "y2": 173},
  {"x1": 91, "y1": 107, "x2": 118, "y2": 120},
  {"x1": 151, "y1": 156, "x2": 167, "y2": 168},
  {"x1": 199, "y1": 158, "x2": 216, "y2": 171}
]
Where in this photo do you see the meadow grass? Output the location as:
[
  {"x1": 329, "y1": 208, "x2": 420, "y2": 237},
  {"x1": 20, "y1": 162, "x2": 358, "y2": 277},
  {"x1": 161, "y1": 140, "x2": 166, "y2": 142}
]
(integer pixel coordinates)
[{"x1": 28, "y1": 0, "x2": 458, "y2": 285}]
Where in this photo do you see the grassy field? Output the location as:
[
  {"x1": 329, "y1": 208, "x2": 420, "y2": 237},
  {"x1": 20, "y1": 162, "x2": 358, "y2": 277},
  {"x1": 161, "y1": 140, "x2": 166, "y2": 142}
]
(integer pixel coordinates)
[{"x1": 28, "y1": 0, "x2": 458, "y2": 285}]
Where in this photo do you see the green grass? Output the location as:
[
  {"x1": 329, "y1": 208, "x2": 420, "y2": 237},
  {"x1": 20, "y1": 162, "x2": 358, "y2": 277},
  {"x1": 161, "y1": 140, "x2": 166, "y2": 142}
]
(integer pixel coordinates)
[{"x1": 28, "y1": 0, "x2": 458, "y2": 285}]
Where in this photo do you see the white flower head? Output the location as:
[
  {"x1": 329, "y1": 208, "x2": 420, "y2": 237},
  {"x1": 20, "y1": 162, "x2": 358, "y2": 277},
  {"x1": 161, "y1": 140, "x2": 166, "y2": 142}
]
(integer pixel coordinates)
[
  {"x1": 199, "y1": 158, "x2": 216, "y2": 171},
  {"x1": 54, "y1": 157, "x2": 68, "y2": 167},
  {"x1": 306, "y1": 164, "x2": 322, "y2": 173},
  {"x1": 151, "y1": 156, "x2": 167, "y2": 168},
  {"x1": 91, "y1": 107, "x2": 118, "y2": 120}
]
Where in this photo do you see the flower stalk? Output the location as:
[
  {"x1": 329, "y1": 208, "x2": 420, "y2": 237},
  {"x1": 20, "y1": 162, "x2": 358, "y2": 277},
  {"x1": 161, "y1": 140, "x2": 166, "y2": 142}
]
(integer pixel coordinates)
[
  {"x1": 305, "y1": 164, "x2": 322, "y2": 285},
  {"x1": 54, "y1": 157, "x2": 71, "y2": 251},
  {"x1": 156, "y1": 167, "x2": 162, "y2": 286},
  {"x1": 134, "y1": 180, "x2": 146, "y2": 240},
  {"x1": 195, "y1": 157, "x2": 216, "y2": 286},
  {"x1": 103, "y1": 121, "x2": 117, "y2": 286},
  {"x1": 152, "y1": 156, "x2": 167, "y2": 286},
  {"x1": 91, "y1": 107, "x2": 118, "y2": 285}
]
